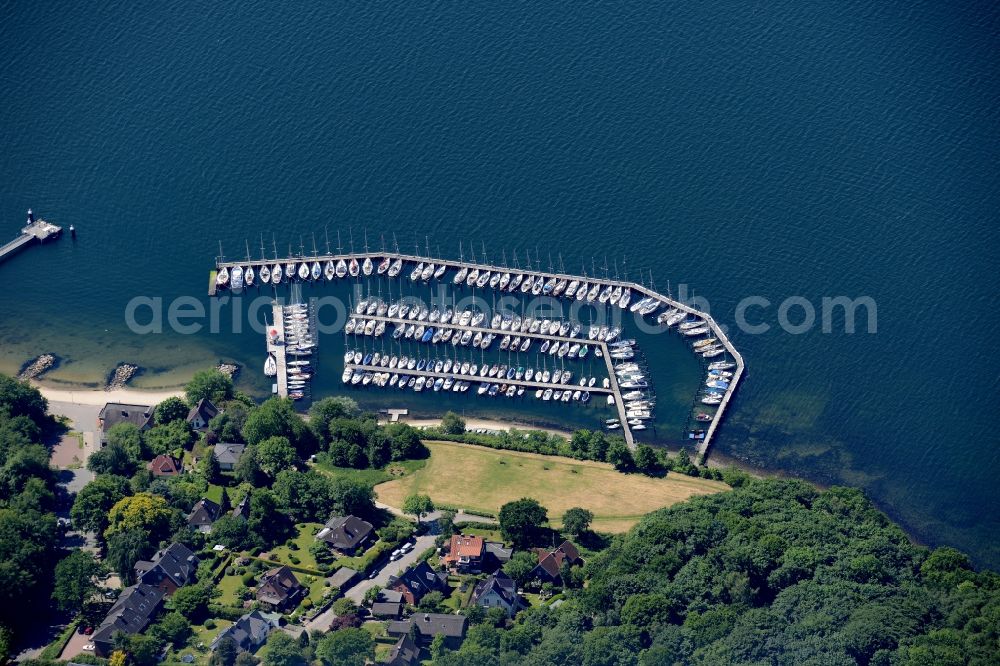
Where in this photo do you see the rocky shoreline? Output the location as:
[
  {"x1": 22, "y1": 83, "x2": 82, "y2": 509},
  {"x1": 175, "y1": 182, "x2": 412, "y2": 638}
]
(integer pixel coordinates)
[
  {"x1": 217, "y1": 362, "x2": 239, "y2": 378},
  {"x1": 106, "y1": 363, "x2": 140, "y2": 391},
  {"x1": 18, "y1": 354, "x2": 58, "y2": 381}
]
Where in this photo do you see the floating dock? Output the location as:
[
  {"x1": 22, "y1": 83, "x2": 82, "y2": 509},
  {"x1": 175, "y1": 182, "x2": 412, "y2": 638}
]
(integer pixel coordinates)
[
  {"x1": 222, "y1": 249, "x2": 743, "y2": 461},
  {"x1": 0, "y1": 210, "x2": 62, "y2": 264}
]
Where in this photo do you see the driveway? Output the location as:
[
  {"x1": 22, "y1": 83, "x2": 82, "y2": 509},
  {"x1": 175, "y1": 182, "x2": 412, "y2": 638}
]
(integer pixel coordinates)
[
  {"x1": 59, "y1": 628, "x2": 93, "y2": 661},
  {"x1": 303, "y1": 534, "x2": 437, "y2": 632}
]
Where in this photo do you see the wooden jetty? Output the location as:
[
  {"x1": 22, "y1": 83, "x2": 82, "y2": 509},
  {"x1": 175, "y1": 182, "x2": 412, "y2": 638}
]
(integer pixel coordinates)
[
  {"x1": 220, "y1": 248, "x2": 743, "y2": 461},
  {"x1": 0, "y1": 210, "x2": 62, "y2": 264}
]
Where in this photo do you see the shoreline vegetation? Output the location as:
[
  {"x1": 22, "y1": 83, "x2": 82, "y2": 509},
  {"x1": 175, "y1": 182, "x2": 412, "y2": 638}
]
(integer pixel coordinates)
[{"x1": 3, "y1": 367, "x2": 997, "y2": 665}]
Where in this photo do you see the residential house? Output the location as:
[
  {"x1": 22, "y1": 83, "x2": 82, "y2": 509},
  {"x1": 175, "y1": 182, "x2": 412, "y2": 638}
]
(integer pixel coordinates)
[
  {"x1": 387, "y1": 613, "x2": 467, "y2": 649},
  {"x1": 371, "y1": 601, "x2": 403, "y2": 619},
  {"x1": 98, "y1": 403, "x2": 152, "y2": 446},
  {"x1": 186, "y1": 398, "x2": 219, "y2": 431},
  {"x1": 378, "y1": 589, "x2": 403, "y2": 604},
  {"x1": 328, "y1": 567, "x2": 359, "y2": 593},
  {"x1": 91, "y1": 584, "x2": 165, "y2": 657},
  {"x1": 316, "y1": 515, "x2": 374, "y2": 555},
  {"x1": 256, "y1": 566, "x2": 305, "y2": 612},
  {"x1": 210, "y1": 610, "x2": 280, "y2": 652},
  {"x1": 187, "y1": 498, "x2": 222, "y2": 533},
  {"x1": 134, "y1": 543, "x2": 199, "y2": 595},
  {"x1": 470, "y1": 571, "x2": 522, "y2": 617},
  {"x1": 232, "y1": 492, "x2": 251, "y2": 521},
  {"x1": 148, "y1": 454, "x2": 183, "y2": 477},
  {"x1": 442, "y1": 534, "x2": 513, "y2": 573},
  {"x1": 213, "y1": 441, "x2": 246, "y2": 471},
  {"x1": 388, "y1": 561, "x2": 450, "y2": 606},
  {"x1": 532, "y1": 540, "x2": 584, "y2": 584},
  {"x1": 386, "y1": 634, "x2": 420, "y2": 666}
]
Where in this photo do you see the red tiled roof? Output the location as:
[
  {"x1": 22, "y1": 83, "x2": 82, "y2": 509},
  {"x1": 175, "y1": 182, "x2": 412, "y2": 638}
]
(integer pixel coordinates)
[{"x1": 443, "y1": 534, "x2": 484, "y2": 564}]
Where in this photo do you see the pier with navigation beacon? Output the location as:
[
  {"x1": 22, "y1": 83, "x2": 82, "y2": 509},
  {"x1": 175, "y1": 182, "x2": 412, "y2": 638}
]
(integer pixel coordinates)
[
  {"x1": 0, "y1": 209, "x2": 63, "y2": 264},
  {"x1": 209, "y1": 239, "x2": 744, "y2": 462}
]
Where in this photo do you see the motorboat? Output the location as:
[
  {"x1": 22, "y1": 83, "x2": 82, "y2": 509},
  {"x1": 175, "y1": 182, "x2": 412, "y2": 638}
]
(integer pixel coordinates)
[{"x1": 231, "y1": 265, "x2": 244, "y2": 289}]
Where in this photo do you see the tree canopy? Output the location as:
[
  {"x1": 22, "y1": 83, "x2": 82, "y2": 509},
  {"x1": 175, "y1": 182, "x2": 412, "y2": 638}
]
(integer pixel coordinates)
[
  {"x1": 447, "y1": 478, "x2": 1000, "y2": 665},
  {"x1": 499, "y1": 498, "x2": 548, "y2": 549},
  {"x1": 185, "y1": 369, "x2": 234, "y2": 405}
]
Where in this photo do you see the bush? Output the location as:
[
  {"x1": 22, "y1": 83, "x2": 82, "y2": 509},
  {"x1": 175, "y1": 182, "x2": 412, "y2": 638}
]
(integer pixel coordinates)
[
  {"x1": 301, "y1": 598, "x2": 313, "y2": 609},
  {"x1": 289, "y1": 554, "x2": 301, "y2": 565},
  {"x1": 204, "y1": 619, "x2": 216, "y2": 630},
  {"x1": 241, "y1": 572, "x2": 256, "y2": 586},
  {"x1": 225, "y1": 566, "x2": 235, "y2": 576}
]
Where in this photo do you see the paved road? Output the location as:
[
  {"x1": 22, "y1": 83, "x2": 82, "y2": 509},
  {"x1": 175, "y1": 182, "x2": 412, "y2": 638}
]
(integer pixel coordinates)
[{"x1": 303, "y1": 534, "x2": 437, "y2": 632}]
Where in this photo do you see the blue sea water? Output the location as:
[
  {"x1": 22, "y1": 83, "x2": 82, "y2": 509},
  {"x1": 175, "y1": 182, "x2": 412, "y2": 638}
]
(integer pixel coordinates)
[{"x1": 1, "y1": 1, "x2": 998, "y2": 566}]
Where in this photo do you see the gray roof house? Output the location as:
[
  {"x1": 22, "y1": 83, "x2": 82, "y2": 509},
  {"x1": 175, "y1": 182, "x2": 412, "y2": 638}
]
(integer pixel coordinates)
[
  {"x1": 91, "y1": 584, "x2": 165, "y2": 657},
  {"x1": 232, "y1": 492, "x2": 251, "y2": 521},
  {"x1": 187, "y1": 498, "x2": 222, "y2": 533},
  {"x1": 98, "y1": 403, "x2": 153, "y2": 445},
  {"x1": 210, "y1": 610, "x2": 280, "y2": 652},
  {"x1": 372, "y1": 601, "x2": 403, "y2": 619},
  {"x1": 134, "y1": 542, "x2": 199, "y2": 594},
  {"x1": 186, "y1": 398, "x2": 219, "y2": 431},
  {"x1": 386, "y1": 634, "x2": 420, "y2": 666},
  {"x1": 387, "y1": 613, "x2": 467, "y2": 649},
  {"x1": 470, "y1": 571, "x2": 523, "y2": 617},
  {"x1": 213, "y1": 442, "x2": 246, "y2": 471},
  {"x1": 328, "y1": 567, "x2": 359, "y2": 592},
  {"x1": 316, "y1": 515, "x2": 374, "y2": 555}
]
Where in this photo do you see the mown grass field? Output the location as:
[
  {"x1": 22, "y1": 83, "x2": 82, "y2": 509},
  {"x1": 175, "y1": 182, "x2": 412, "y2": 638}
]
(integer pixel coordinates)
[{"x1": 375, "y1": 440, "x2": 728, "y2": 532}]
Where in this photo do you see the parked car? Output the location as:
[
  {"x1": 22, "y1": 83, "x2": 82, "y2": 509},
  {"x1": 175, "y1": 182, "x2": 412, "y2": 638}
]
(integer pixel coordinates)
[
  {"x1": 82, "y1": 644, "x2": 95, "y2": 652},
  {"x1": 401, "y1": 542, "x2": 415, "y2": 553},
  {"x1": 389, "y1": 549, "x2": 402, "y2": 561}
]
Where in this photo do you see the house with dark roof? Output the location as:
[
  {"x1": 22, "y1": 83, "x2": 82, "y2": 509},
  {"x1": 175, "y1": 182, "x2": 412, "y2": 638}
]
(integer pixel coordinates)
[
  {"x1": 210, "y1": 610, "x2": 280, "y2": 653},
  {"x1": 532, "y1": 540, "x2": 583, "y2": 584},
  {"x1": 442, "y1": 534, "x2": 513, "y2": 573},
  {"x1": 98, "y1": 403, "x2": 153, "y2": 446},
  {"x1": 232, "y1": 492, "x2": 251, "y2": 521},
  {"x1": 213, "y1": 442, "x2": 245, "y2": 471},
  {"x1": 328, "y1": 567, "x2": 359, "y2": 592},
  {"x1": 371, "y1": 601, "x2": 403, "y2": 619},
  {"x1": 388, "y1": 561, "x2": 450, "y2": 606},
  {"x1": 470, "y1": 571, "x2": 523, "y2": 617},
  {"x1": 148, "y1": 453, "x2": 183, "y2": 477},
  {"x1": 91, "y1": 584, "x2": 165, "y2": 657},
  {"x1": 387, "y1": 613, "x2": 467, "y2": 649},
  {"x1": 186, "y1": 398, "x2": 219, "y2": 431},
  {"x1": 187, "y1": 498, "x2": 222, "y2": 533},
  {"x1": 316, "y1": 515, "x2": 374, "y2": 555},
  {"x1": 386, "y1": 634, "x2": 420, "y2": 666},
  {"x1": 256, "y1": 566, "x2": 305, "y2": 611},
  {"x1": 134, "y1": 543, "x2": 199, "y2": 595}
]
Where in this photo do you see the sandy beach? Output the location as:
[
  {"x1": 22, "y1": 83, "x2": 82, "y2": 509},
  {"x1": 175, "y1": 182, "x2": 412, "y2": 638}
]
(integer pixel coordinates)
[
  {"x1": 34, "y1": 383, "x2": 183, "y2": 407},
  {"x1": 396, "y1": 417, "x2": 574, "y2": 440}
]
